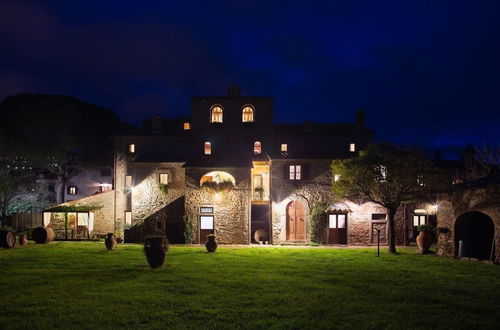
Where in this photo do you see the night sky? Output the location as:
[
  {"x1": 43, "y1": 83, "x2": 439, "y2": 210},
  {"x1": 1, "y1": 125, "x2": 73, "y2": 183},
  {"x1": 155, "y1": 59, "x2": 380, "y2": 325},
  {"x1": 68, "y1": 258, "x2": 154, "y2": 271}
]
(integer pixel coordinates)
[{"x1": 1, "y1": 1, "x2": 499, "y2": 159}]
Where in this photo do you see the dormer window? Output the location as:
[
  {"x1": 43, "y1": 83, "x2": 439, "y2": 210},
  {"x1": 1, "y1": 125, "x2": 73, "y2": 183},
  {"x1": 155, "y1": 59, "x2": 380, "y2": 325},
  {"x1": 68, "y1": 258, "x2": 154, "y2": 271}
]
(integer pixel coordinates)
[
  {"x1": 204, "y1": 142, "x2": 212, "y2": 155},
  {"x1": 183, "y1": 122, "x2": 191, "y2": 130},
  {"x1": 128, "y1": 144, "x2": 135, "y2": 154},
  {"x1": 211, "y1": 106, "x2": 223, "y2": 123},
  {"x1": 281, "y1": 144, "x2": 288, "y2": 152},
  {"x1": 242, "y1": 105, "x2": 254, "y2": 122},
  {"x1": 254, "y1": 141, "x2": 262, "y2": 154}
]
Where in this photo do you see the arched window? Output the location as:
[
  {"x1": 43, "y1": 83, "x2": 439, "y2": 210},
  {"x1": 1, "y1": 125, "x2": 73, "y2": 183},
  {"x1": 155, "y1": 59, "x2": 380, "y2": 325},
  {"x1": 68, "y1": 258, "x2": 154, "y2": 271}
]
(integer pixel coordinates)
[
  {"x1": 211, "y1": 105, "x2": 223, "y2": 123},
  {"x1": 242, "y1": 106, "x2": 254, "y2": 122},
  {"x1": 254, "y1": 141, "x2": 262, "y2": 154},
  {"x1": 204, "y1": 141, "x2": 212, "y2": 155}
]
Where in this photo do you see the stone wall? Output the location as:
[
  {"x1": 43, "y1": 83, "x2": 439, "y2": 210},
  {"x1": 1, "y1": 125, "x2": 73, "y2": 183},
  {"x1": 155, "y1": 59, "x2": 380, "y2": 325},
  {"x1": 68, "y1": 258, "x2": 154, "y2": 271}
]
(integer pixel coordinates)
[
  {"x1": 435, "y1": 185, "x2": 500, "y2": 262},
  {"x1": 184, "y1": 167, "x2": 250, "y2": 244},
  {"x1": 270, "y1": 159, "x2": 407, "y2": 245},
  {"x1": 47, "y1": 190, "x2": 115, "y2": 234}
]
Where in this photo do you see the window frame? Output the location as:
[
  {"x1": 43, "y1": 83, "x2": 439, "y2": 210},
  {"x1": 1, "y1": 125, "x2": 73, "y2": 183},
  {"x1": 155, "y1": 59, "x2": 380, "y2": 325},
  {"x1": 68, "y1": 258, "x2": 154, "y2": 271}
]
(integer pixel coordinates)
[
  {"x1": 210, "y1": 105, "x2": 223, "y2": 123},
  {"x1": 289, "y1": 165, "x2": 302, "y2": 180},
  {"x1": 68, "y1": 186, "x2": 77, "y2": 195},
  {"x1": 204, "y1": 141, "x2": 212, "y2": 155},
  {"x1": 159, "y1": 173, "x2": 169, "y2": 184},
  {"x1": 349, "y1": 143, "x2": 356, "y2": 152},
  {"x1": 253, "y1": 141, "x2": 262, "y2": 155},
  {"x1": 128, "y1": 144, "x2": 135, "y2": 154},
  {"x1": 242, "y1": 105, "x2": 254, "y2": 122}
]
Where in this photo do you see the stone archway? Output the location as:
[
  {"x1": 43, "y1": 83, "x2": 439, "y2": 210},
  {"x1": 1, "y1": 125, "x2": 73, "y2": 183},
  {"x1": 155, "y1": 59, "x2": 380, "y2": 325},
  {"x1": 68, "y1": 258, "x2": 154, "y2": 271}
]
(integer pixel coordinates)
[{"x1": 454, "y1": 211, "x2": 495, "y2": 260}]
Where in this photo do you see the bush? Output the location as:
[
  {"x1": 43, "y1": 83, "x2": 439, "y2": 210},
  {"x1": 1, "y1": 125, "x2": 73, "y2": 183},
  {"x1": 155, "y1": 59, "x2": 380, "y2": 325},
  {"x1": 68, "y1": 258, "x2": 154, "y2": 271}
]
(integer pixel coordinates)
[
  {"x1": 417, "y1": 224, "x2": 434, "y2": 232},
  {"x1": 309, "y1": 202, "x2": 328, "y2": 244},
  {"x1": 183, "y1": 215, "x2": 196, "y2": 244}
]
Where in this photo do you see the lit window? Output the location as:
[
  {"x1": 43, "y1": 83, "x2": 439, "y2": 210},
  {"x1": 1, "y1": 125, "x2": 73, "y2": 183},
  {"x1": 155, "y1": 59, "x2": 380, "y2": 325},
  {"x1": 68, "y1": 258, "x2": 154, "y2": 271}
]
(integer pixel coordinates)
[
  {"x1": 125, "y1": 175, "x2": 132, "y2": 189},
  {"x1": 100, "y1": 183, "x2": 112, "y2": 192},
  {"x1": 211, "y1": 106, "x2": 223, "y2": 123},
  {"x1": 413, "y1": 215, "x2": 426, "y2": 227},
  {"x1": 329, "y1": 214, "x2": 346, "y2": 229},
  {"x1": 200, "y1": 216, "x2": 214, "y2": 230},
  {"x1": 289, "y1": 165, "x2": 301, "y2": 180},
  {"x1": 125, "y1": 211, "x2": 132, "y2": 225},
  {"x1": 417, "y1": 175, "x2": 425, "y2": 186},
  {"x1": 68, "y1": 186, "x2": 77, "y2": 195},
  {"x1": 254, "y1": 141, "x2": 262, "y2": 154},
  {"x1": 334, "y1": 174, "x2": 341, "y2": 182},
  {"x1": 349, "y1": 143, "x2": 356, "y2": 152},
  {"x1": 159, "y1": 173, "x2": 169, "y2": 184},
  {"x1": 128, "y1": 144, "x2": 135, "y2": 153},
  {"x1": 281, "y1": 144, "x2": 287, "y2": 152},
  {"x1": 183, "y1": 122, "x2": 191, "y2": 130},
  {"x1": 77, "y1": 213, "x2": 89, "y2": 226},
  {"x1": 204, "y1": 142, "x2": 212, "y2": 155},
  {"x1": 242, "y1": 106, "x2": 254, "y2": 122}
]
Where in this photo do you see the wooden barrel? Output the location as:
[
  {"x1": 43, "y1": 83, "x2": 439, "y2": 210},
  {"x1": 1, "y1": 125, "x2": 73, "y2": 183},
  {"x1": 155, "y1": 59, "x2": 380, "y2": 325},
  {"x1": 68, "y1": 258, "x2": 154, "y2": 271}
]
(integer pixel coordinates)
[
  {"x1": 32, "y1": 226, "x2": 55, "y2": 244},
  {"x1": 0, "y1": 230, "x2": 16, "y2": 248}
]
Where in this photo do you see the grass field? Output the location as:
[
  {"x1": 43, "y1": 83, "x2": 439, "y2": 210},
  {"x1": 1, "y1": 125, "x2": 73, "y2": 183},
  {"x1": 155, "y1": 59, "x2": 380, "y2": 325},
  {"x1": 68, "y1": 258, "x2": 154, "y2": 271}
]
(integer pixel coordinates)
[{"x1": 0, "y1": 242, "x2": 498, "y2": 329}]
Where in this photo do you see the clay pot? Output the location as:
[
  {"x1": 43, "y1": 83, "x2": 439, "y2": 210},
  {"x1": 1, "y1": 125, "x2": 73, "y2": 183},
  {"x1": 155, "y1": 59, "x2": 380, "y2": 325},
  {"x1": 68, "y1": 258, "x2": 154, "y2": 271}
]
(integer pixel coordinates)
[
  {"x1": 18, "y1": 234, "x2": 28, "y2": 246},
  {"x1": 205, "y1": 235, "x2": 218, "y2": 253},
  {"x1": 254, "y1": 228, "x2": 268, "y2": 243},
  {"x1": 105, "y1": 233, "x2": 117, "y2": 250},
  {"x1": 416, "y1": 231, "x2": 433, "y2": 254},
  {"x1": 31, "y1": 226, "x2": 55, "y2": 244},
  {"x1": 144, "y1": 236, "x2": 168, "y2": 268},
  {"x1": 0, "y1": 230, "x2": 16, "y2": 248}
]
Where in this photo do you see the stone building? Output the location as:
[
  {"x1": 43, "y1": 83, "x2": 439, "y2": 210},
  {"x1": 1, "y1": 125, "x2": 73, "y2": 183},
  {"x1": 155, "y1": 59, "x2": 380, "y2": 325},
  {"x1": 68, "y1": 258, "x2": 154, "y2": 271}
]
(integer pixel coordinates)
[{"x1": 111, "y1": 86, "x2": 414, "y2": 245}]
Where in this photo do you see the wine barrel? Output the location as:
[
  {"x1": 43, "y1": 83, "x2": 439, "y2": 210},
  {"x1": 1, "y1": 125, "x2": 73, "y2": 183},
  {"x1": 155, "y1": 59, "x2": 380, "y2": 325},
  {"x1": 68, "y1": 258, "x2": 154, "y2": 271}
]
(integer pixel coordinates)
[
  {"x1": 32, "y1": 226, "x2": 55, "y2": 244},
  {"x1": 0, "y1": 230, "x2": 16, "y2": 248}
]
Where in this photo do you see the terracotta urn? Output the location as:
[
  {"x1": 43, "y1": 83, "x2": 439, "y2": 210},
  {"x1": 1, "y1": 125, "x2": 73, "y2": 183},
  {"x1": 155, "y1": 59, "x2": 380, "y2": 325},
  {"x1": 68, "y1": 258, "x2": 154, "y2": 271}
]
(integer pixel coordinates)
[
  {"x1": 18, "y1": 234, "x2": 28, "y2": 246},
  {"x1": 105, "y1": 233, "x2": 117, "y2": 250},
  {"x1": 416, "y1": 231, "x2": 433, "y2": 254},
  {"x1": 144, "y1": 236, "x2": 168, "y2": 268},
  {"x1": 205, "y1": 235, "x2": 218, "y2": 253}
]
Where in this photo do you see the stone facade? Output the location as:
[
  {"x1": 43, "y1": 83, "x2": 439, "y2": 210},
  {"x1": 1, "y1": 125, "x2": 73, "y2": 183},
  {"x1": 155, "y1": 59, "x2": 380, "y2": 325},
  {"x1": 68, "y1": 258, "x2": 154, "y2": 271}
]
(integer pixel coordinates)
[
  {"x1": 184, "y1": 167, "x2": 250, "y2": 244},
  {"x1": 433, "y1": 183, "x2": 500, "y2": 262}
]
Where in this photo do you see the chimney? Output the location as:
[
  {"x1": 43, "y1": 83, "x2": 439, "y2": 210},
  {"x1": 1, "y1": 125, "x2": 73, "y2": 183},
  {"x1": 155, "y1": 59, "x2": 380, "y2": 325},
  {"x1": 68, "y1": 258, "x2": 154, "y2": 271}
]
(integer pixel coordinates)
[{"x1": 355, "y1": 110, "x2": 365, "y2": 129}]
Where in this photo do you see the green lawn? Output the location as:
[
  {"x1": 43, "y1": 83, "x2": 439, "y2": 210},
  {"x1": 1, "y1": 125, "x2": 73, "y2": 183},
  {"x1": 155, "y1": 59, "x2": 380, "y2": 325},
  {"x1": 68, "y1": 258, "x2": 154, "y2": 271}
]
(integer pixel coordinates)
[{"x1": 0, "y1": 242, "x2": 498, "y2": 329}]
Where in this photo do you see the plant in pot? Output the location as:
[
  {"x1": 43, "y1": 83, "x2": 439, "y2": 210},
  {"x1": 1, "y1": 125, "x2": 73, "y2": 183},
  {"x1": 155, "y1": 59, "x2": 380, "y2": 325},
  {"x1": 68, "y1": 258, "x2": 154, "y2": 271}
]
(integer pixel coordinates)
[
  {"x1": 144, "y1": 235, "x2": 168, "y2": 268},
  {"x1": 159, "y1": 183, "x2": 170, "y2": 195},
  {"x1": 104, "y1": 233, "x2": 117, "y2": 250},
  {"x1": 416, "y1": 224, "x2": 434, "y2": 254},
  {"x1": 205, "y1": 234, "x2": 218, "y2": 253}
]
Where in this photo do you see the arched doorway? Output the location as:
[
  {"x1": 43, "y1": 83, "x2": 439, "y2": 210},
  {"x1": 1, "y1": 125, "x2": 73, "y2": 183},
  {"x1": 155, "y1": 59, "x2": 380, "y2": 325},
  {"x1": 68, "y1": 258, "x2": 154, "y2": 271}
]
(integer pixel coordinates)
[
  {"x1": 286, "y1": 201, "x2": 306, "y2": 241},
  {"x1": 455, "y1": 211, "x2": 495, "y2": 260}
]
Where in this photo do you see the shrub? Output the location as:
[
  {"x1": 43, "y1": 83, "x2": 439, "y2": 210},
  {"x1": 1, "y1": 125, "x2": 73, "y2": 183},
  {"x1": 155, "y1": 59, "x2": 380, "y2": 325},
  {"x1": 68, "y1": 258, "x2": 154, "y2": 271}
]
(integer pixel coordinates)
[
  {"x1": 183, "y1": 215, "x2": 196, "y2": 244},
  {"x1": 309, "y1": 202, "x2": 328, "y2": 244},
  {"x1": 417, "y1": 224, "x2": 434, "y2": 232},
  {"x1": 159, "y1": 183, "x2": 169, "y2": 195}
]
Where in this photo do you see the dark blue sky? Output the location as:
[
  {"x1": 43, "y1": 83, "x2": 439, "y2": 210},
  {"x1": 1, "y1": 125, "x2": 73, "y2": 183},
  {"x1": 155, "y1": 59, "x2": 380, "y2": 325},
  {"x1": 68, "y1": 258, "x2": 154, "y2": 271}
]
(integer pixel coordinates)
[{"x1": 1, "y1": 0, "x2": 499, "y2": 159}]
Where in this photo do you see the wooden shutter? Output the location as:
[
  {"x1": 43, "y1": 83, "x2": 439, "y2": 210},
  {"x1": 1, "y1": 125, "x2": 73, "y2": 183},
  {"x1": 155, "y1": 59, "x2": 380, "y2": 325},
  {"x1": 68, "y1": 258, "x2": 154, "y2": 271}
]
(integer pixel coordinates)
[{"x1": 302, "y1": 164, "x2": 309, "y2": 180}]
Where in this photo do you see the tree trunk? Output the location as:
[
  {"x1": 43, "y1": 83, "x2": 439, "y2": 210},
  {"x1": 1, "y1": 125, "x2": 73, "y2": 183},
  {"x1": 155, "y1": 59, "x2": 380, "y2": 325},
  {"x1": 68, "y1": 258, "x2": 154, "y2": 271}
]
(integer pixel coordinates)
[
  {"x1": 387, "y1": 208, "x2": 397, "y2": 253},
  {"x1": 56, "y1": 177, "x2": 67, "y2": 204}
]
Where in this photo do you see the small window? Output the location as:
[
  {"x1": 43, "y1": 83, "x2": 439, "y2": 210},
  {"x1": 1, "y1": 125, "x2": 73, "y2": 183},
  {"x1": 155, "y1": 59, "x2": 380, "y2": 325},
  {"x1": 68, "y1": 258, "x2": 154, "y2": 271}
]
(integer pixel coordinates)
[
  {"x1": 128, "y1": 144, "x2": 135, "y2": 154},
  {"x1": 242, "y1": 106, "x2": 254, "y2": 122},
  {"x1": 254, "y1": 141, "x2": 262, "y2": 154},
  {"x1": 211, "y1": 106, "x2": 223, "y2": 123},
  {"x1": 100, "y1": 183, "x2": 112, "y2": 192},
  {"x1": 281, "y1": 144, "x2": 287, "y2": 152},
  {"x1": 159, "y1": 173, "x2": 169, "y2": 184},
  {"x1": 77, "y1": 213, "x2": 89, "y2": 226},
  {"x1": 417, "y1": 175, "x2": 425, "y2": 186},
  {"x1": 289, "y1": 165, "x2": 302, "y2": 180},
  {"x1": 349, "y1": 143, "x2": 356, "y2": 152},
  {"x1": 68, "y1": 186, "x2": 77, "y2": 195},
  {"x1": 200, "y1": 216, "x2": 214, "y2": 230},
  {"x1": 204, "y1": 142, "x2": 212, "y2": 155},
  {"x1": 125, "y1": 211, "x2": 132, "y2": 225},
  {"x1": 329, "y1": 214, "x2": 346, "y2": 229},
  {"x1": 413, "y1": 215, "x2": 427, "y2": 227},
  {"x1": 183, "y1": 122, "x2": 191, "y2": 130},
  {"x1": 334, "y1": 174, "x2": 341, "y2": 182},
  {"x1": 125, "y1": 175, "x2": 133, "y2": 189},
  {"x1": 372, "y1": 214, "x2": 387, "y2": 221}
]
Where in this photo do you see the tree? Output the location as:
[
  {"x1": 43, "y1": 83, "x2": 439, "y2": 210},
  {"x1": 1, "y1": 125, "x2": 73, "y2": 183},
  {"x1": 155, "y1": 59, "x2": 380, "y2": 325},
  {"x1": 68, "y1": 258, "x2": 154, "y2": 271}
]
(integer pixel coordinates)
[
  {"x1": 0, "y1": 94, "x2": 132, "y2": 203},
  {"x1": 331, "y1": 143, "x2": 447, "y2": 253},
  {"x1": 0, "y1": 139, "x2": 35, "y2": 222}
]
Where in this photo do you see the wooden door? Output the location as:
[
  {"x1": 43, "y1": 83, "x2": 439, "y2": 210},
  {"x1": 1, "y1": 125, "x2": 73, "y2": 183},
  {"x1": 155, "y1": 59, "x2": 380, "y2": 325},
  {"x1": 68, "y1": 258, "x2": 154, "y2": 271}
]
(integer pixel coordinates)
[
  {"x1": 328, "y1": 214, "x2": 347, "y2": 244},
  {"x1": 286, "y1": 201, "x2": 306, "y2": 241}
]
